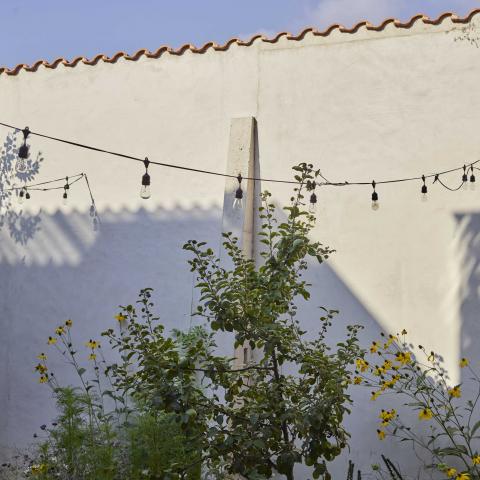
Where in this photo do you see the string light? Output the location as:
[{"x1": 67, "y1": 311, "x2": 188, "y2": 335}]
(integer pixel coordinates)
[
  {"x1": 309, "y1": 192, "x2": 317, "y2": 213},
  {"x1": 25, "y1": 188, "x2": 30, "y2": 200},
  {"x1": 307, "y1": 180, "x2": 317, "y2": 213},
  {"x1": 62, "y1": 177, "x2": 69, "y2": 205},
  {"x1": 421, "y1": 175, "x2": 428, "y2": 202},
  {"x1": 233, "y1": 174, "x2": 243, "y2": 210},
  {"x1": 140, "y1": 157, "x2": 151, "y2": 199},
  {"x1": 18, "y1": 187, "x2": 25, "y2": 204},
  {"x1": 462, "y1": 165, "x2": 468, "y2": 190},
  {"x1": 16, "y1": 126, "x2": 30, "y2": 173},
  {"x1": 1, "y1": 122, "x2": 480, "y2": 212},
  {"x1": 371, "y1": 181, "x2": 379, "y2": 211}
]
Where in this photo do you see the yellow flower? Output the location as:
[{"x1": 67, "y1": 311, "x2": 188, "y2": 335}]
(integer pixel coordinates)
[
  {"x1": 428, "y1": 351, "x2": 435, "y2": 362},
  {"x1": 445, "y1": 468, "x2": 457, "y2": 478},
  {"x1": 383, "y1": 360, "x2": 392, "y2": 370},
  {"x1": 418, "y1": 408, "x2": 433, "y2": 420},
  {"x1": 384, "y1": 335, "x2": 398, "y2": 349},
  {"x1": 374, "y1": 366, "x2": 386, "y2": 376},
  {"x1": 379, "y1": 409, "x2": 396, "y2": 423},
  {"x1": 85, "y1": 339, "x2": 100, "y2": 349},
  {"x1": 47, "y1": 336, "x2": 57, "y2": 345},
  {"x1": 448, "y1": 386, "x2": 462, "y2": 398},
  {"x1": 55, "y1": 326, "x2": 65, "y2": 335},
  {"x1": 377, "y1": 429, "x2": 386, "y2": 440},
  {"x1": 34, "y1": 363, "x2": 48, "y2": 374},
  {"x1": 370, "y1": 342, "x2": 378, "y2": 353},
  {"x1": 356, "y1": 358, "x2": 369, "y2": 372},
  {"x1": 472, "y1": 455, "x2": 480, "y2": 465},
  {"x1": 460, "y1": 358, "x2": 469, "y2": 368},
  {"x1": 371, "y1": 391, "x2": 381, "y2": 401},
  {"x1": 353, "y1": 376, "x2": 362, "y2": 385},
  {"x1": 37, "y1": 353, "x2": 47, "y2": 360},
  {"x1": 65, "y1": 319, "x2": 73, "y2": 328},
  {"x1": 396, "y1": 351, "x2": 412, "y2": 365},
  {"x1": 39, "y1": 375, "x2": 48, "y2": 384},
  {"x1": 115, "y1": 314, "x2": 126, "y2": 323},
  {"x1": 88, "y1": 353, "x2": 97, "y2": 361},
  {"x1": 456, "y1": 473, "x2": 469, "y2": 480}
]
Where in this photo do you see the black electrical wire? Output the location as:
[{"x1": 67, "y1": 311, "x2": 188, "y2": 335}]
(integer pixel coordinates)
[
  {"x1": 0, "y1": 121, "x2": 478, "y2": 188},
  {"x1": 1, "y1": 173, "x2": 84, "y2": 192}
]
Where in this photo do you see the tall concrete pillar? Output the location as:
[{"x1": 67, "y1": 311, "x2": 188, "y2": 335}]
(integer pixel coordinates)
[{"x1": 220, "y1": 117, "x2": 257, "y2": 368}]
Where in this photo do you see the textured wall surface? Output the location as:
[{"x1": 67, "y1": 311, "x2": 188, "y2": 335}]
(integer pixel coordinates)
[{"x1": 1, "y1": 13, "x2": 480, "y2": 477}]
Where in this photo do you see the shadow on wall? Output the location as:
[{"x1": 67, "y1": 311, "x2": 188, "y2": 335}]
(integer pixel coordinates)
[
  {"x1": 0, "y1": 130, "x2": 44, "y2": 245},
  {"x1": 455, "y1": 212, "x2": 480, "y2": 388},
  {"x1": 0, "y1": 202, "x2": 476, "y2": 478}
]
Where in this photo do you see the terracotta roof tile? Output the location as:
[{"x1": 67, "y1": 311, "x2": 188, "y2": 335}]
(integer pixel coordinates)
[{"x1": 1, "y1": 9, "x2": 478, "y2": 76}]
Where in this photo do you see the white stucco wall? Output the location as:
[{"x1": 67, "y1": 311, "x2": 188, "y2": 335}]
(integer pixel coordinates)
[{"x1": 1, "y1": 13, "x2": 480, "y2": 477}]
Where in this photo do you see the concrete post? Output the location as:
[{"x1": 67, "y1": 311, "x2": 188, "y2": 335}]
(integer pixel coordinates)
[{"x1": 220, "y1": 117, "x2": 257, "y2": 369}]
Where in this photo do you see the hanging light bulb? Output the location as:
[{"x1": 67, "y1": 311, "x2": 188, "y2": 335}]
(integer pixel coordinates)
[
  {"x1": 421, "y1": 175, "x2": 428, "y2": 202},
  {"x1": 371, "y1": 181, "x2": 379, "y2": 211},
  {"x1": 233, "y1": 174, "x2": 243, "y2": 210},
  {"x1": 470, "y1": 165, "x2": 476, "y2": 191},
  {"x1": 25, "y1": 189, "x2": 30, "y2": 200},
  {"x1": 18, "y1": 188, "x2": 25, "y2": 205},
  {"x1": 16, "y1": 127, "x2": 30, "y2": 173},
  {"x1": 140, "y1": 157, "x2": 151, "y2": 199},
  {"x1": 309, "y1": 192, "x2": 317, "y2": 213},
  {"x1": 462, "y1": 165, "x2": 469, "y2": 190},
  {"x1": 93, "y1": 216, "x2": 99, "y2": 232},
  {"x1": 62, "y1": 177, "x2": 69, "y2": 205},
  {"x1": 89, "y1": 204, "x2": 96, "y2": 217}
]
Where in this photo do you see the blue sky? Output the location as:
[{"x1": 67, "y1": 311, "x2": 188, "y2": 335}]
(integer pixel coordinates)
[{"x1": 1, "y1": 0, "x2": 478, "y2": 68}]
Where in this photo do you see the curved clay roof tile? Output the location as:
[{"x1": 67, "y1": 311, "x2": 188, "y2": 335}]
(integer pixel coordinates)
[{"x1": 1, "y1": 9, "x2": 479, "y2": 76}]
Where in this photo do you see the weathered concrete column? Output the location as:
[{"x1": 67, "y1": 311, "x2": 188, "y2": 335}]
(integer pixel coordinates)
[{"x1": 220, "y1": 117, "x2": 257, "y2": 368}]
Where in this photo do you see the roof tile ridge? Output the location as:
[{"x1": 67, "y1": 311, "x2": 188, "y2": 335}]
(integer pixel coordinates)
[{"x1": 2, "y1": 8, "x2": 480, "y2": 76}]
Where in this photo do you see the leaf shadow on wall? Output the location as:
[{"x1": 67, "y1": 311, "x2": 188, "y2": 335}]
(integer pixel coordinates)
[{"x1": 0, "y1": 130, "x2": 43, "y2": 246}]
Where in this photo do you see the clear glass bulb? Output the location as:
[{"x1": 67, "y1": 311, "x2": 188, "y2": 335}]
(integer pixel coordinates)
[
  {"x1": 93, "y1": 217, "x2": 99, "y2": 232},
  {"x1": 233, "y1": 197, "x2": 243, "y2": 210},
  {"x1": 470, "y1": 181, "x2": 476, "y2": 191},
  {"x1": 140, "y1": 185, "x2": 151, "y2": 199},
  {"x1": 371, "y1": 200, "x2": 379, "y2": 211},
  {"x1": 421, "y1": 193, "x2": 428, "y2": 202},
  {"x1": 308, "y1": 202, "x2": 317, "y2": 214},
  {"x1": 18, "y1": 192, "x2": 24, "y2": 205},
  {"x1": 462, "y1": 181, "x2": 469, "y2": 191},
  {"x1": 63, "y1": 194, "x2": 68, "y2": 206}
]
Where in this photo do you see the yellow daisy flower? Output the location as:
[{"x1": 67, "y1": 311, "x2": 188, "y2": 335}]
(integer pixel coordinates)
[
  {"x1": 472, "y1": 455, "x2": 480, "y2": 465},
  {"x1": 65, "y1": 319, "x2": 73, "y2": 328},
  {"x1": 34, "y1": 364, "x2": 48, "y2": 374},
  {"x1": 115, "y1": 314, "x2": 126, "y2": 323},
  {"x1": 39, "y1": 375, "x2": 48, "y2": 384},
  {"x1": 356, "y1": 358, "x2": 369, "y2": 372},
  {"x1": 418, "y1": 408, "x2": 433, "y2": 420},
  {"x1": 55, "y1": 326, "x2": 65, "y2": 335},
  {"x1": 445, "y1": 468, "x2": 457, "y2": 478},
  {"x1": 460, "y1": 358, "x2": 469, "y2": 368},
  {"x1": 37, "y1": 353, "x2": 47, "y2": 360},
  {"x1": 85, "y1": 339, "x2": 100, "y2": 349},
  {"x1": 370, "y1": 342, "x2": 378, "y2": 353},
  {"x1": 88, "y1": 353, "x2": 97, "y2": 361},
  {"x1": 448, "y1": 386, "x2": 461, "y2": 398},
  {"x1": 353, "y1": 376, "x2": 362, "y2": 385},
  {"x1": 47, "y1": 336, "x2": 57, "y2": 345},
  {"x1": 396, "y1": 351, "x2": 412, "y2": 365},
  {"x1": 377, "y1": 429, "x2": 385, "y2": 440},
  {"x1": 456, "y1": 473, "x2": 469, "y2": 480},
  {"x1": 371, "y1": 391, "x2": 381, "y2": 401}
]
